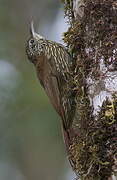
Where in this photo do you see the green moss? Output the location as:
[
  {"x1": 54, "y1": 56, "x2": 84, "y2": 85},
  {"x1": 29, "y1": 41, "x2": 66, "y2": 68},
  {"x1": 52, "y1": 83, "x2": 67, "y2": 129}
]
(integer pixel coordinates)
[
  {"x1": 69, "y1": 96, "x2": 117, "y2": 179},
  {"x1": 62, "y1": 0, "x2": 117, "y2": 179}
]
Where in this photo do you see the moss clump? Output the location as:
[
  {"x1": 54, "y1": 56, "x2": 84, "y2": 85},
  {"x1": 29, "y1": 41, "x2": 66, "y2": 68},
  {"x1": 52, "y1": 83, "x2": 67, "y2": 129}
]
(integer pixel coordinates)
[
  {"x1": 68, "y1": 95, "x2": 117, "y2": 179},
  {"x1": 63, "y1": 0, "x2": 117, "y2": 179},
  {"x1": 64, "y1": 0, "x2": 117, "y2": 68}
]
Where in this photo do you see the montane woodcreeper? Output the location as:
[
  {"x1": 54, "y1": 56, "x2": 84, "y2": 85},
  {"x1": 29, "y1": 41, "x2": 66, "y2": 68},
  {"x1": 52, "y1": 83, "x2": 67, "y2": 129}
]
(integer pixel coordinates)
[{"x1": 26, "y1": 22, "x2": 76, "y2": 137}]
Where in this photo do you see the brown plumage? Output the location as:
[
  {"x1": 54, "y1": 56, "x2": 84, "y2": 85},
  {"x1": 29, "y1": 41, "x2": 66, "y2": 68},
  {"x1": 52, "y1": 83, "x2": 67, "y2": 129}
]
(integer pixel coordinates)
[{"x1": 26, "y1": 22, "x2": 76, "y2": 132}]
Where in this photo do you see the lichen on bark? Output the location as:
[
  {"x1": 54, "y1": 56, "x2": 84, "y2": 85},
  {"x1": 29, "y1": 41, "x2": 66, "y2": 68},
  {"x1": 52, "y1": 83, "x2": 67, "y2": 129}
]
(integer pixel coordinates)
[{"x1": 62, "y1": 0, "x2": 117, "y2": 179}]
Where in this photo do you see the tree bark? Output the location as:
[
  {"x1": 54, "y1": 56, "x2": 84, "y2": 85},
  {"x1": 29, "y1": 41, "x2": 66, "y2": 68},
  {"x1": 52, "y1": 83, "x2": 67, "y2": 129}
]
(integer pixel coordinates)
[{"x1": 63, "y1": 0, "x2": 117, "y2": 179}]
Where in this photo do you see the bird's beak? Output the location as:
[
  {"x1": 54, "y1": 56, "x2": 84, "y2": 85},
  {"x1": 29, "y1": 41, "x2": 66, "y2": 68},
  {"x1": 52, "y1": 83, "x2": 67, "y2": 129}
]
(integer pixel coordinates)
[
  {"x1": 30, "y1": 21, "x2": 44, "y2": 40},
  {"x1": 30, "y1": 21, "x2": 35, "y2": 38}
]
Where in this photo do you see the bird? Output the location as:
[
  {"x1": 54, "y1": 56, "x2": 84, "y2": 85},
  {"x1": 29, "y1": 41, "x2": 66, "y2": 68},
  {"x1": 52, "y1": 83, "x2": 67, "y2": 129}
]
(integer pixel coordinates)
[
  {"x1": 25, "y1": 21, "x2": 80, "y2": 177},
  {"x1": 26, "y1": 21, "x2": 76, "y2": 139}
]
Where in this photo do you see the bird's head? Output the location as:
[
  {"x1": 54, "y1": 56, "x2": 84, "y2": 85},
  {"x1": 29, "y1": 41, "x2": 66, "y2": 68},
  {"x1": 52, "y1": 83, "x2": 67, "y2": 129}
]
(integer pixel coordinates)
[{"x1": 26, "y1": 21, "x2": 45, "y2": 64}]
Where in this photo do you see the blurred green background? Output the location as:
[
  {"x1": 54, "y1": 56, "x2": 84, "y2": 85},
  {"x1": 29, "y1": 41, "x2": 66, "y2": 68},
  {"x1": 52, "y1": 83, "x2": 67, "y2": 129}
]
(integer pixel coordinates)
[{"x1": 0, "y1": 0, "x2": 75, "y2": 179}]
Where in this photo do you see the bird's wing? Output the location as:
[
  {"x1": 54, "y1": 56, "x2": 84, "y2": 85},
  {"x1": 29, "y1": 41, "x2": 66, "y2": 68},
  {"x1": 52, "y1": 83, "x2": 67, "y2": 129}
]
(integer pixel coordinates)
[
  {"x1": 48, "y1": 55, "x2": 76, "y2": 131},
  {"x1": 35, "y1": 54, "x2": 61, "y2": 116}
]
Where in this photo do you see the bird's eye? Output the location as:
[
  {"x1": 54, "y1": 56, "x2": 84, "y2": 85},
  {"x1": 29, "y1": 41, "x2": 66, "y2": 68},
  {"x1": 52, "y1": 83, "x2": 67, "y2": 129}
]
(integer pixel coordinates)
[{"x1": 29, "y1": 39, "x2": 34, "y2": 44}]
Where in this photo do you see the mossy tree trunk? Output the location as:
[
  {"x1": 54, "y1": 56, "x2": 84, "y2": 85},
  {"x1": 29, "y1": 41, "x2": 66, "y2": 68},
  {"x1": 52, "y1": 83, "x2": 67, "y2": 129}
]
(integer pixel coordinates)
[{"x1": 63, "y1": 0, "x2": 117, "y2": 179}]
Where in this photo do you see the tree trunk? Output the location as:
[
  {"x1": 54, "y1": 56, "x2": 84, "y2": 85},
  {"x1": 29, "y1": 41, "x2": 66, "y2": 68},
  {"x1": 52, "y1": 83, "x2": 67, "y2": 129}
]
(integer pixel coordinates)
[{"x1": 63, "y1": 0, "x2": 117, "y2": 179}]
